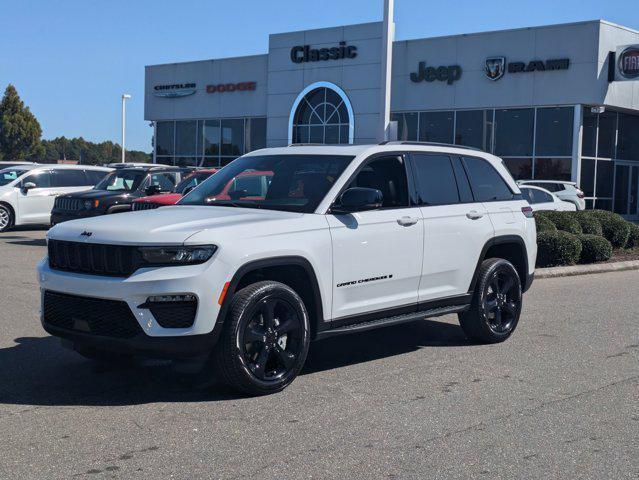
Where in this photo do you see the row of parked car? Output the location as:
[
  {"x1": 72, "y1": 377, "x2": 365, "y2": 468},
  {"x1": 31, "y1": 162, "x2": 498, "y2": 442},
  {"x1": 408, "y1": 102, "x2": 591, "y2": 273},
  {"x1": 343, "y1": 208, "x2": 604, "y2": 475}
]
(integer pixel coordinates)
[{"x1": 0, "y1": 159, "x2": 584, "y2": 233}]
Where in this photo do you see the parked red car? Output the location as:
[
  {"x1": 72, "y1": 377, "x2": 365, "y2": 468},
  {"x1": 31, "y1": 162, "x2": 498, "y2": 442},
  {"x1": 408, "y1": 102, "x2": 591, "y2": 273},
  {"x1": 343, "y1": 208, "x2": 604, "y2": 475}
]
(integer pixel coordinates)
[{"x1": 132, "y1": 169, "x2": 218, "y2": 210}]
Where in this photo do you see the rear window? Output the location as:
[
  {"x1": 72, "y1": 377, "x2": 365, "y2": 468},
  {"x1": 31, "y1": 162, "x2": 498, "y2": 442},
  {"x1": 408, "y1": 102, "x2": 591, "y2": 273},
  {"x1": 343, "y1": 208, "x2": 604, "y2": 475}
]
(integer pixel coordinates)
[
  {"x1": 411, "y1": 154, "x2": 460, "y2": 206},
  {"x1": 462, "y1": 156, "x2": 514, "y2": 202}
]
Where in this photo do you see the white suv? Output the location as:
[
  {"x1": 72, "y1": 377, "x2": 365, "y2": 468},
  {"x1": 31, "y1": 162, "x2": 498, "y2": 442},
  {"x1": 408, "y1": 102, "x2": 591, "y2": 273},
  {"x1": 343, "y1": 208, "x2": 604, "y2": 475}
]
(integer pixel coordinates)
[
  {"x1": 38, "y1": 143, "x2": 537, "y2": 395},
  {"x1": 0, "y1": 164, "x2": 111, "y2": 232},
  {"x1": 517, "y1": 180, "x2": 585, "y2": 210}
]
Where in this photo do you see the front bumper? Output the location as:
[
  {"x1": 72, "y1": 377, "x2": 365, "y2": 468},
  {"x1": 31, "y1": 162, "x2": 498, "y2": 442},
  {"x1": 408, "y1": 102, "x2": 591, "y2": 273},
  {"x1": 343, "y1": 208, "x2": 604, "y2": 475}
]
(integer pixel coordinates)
[
  {"x1": 51, "y1": 209, "x2": 103, "y2": 226},
  {"x1": 37, "y1": 256, "x2": 232, "y2": 358}
]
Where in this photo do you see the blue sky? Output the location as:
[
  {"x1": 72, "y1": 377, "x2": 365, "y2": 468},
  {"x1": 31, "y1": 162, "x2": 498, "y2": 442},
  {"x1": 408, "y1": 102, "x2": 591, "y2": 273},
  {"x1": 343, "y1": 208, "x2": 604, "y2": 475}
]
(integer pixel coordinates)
[{"x1": 1, "y1": 0, "x2": 637, "y2": 153}]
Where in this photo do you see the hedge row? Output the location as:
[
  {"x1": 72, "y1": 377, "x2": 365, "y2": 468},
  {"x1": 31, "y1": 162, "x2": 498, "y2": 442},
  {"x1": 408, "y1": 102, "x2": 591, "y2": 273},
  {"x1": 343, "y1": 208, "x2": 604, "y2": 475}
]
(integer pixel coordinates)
[{"x1": 534, "y1": 209, "x2": 637, "y2": 267}]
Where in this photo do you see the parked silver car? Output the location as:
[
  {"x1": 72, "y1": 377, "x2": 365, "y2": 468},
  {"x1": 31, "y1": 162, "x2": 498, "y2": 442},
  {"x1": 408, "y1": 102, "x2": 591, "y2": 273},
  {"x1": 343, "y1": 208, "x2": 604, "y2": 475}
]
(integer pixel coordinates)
[{"x1": 517, "y1": 180, "x2": 585, "y2": 210}]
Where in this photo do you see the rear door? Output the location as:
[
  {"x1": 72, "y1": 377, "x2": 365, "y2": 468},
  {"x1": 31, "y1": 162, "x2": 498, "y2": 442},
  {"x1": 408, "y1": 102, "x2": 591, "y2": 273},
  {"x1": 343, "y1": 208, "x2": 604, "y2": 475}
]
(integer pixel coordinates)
[
  {"x1": 327, "y1": 154, "x2": 424, "y2": 320},
  {"x1": 462, "y1": 156, "x2": 520, "y2": 235},
  {"x1": 16, "y1": 170, "x2": 56, "y2": 224},
  {"x1": 52, "y1": 169, "x2": 93, "y2": 195},
  {"x1": 409, "y1": 153, "x2": 494, "y2": 301}
]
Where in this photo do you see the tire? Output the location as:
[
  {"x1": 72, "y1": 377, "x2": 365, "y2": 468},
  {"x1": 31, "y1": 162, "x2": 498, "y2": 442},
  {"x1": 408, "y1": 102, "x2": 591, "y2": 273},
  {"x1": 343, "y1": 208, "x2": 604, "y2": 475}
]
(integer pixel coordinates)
[
  {"x1": 459, "y1": 258, "x2": 522, "y2": 343},
  {"x1": 0, "y1": 204, "x2": 13, "y2": 232},
  {"x1": 74, "y1": 345, "x2": 134, "y2": 365},
  {"x1": 214, "y1": 281, "x2": 311, "y2": 396}
]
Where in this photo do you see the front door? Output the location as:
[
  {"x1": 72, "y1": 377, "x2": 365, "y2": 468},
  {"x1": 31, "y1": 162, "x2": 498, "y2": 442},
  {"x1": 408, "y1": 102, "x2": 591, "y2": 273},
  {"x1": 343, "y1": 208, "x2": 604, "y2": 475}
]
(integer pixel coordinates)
[
  {"x1": 16, "y1": 170, "x2": 56, "y2": 224},
  {"x1": 327, "y1": 154, "x2": 424, "y2": 321},
  {"x1": 614, "y1": 164, "x2": 639, "y2": 221}
]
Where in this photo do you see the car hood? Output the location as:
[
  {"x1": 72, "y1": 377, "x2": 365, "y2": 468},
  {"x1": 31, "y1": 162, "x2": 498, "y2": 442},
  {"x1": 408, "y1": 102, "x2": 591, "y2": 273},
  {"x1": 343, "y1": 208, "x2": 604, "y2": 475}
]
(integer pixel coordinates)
[
  {"x1": 47, "y1": 205, "x2": 305, "y2": 245},
  {"x1": 135, "y1": 193, "x2": 182, "y2": 205},
  {"x1": 58, "y1": 189, "x2": 134, "y2": 201}
]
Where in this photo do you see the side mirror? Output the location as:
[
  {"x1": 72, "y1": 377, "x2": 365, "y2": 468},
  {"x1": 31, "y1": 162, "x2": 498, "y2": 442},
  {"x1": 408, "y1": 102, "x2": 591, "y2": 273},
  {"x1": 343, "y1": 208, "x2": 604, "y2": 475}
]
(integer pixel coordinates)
[
  {"x1": 228, "y1": 189, "x2": 247, "y2": 200},
  {"x1": 21, "y1": 182, "x2": 37, "y2": 193},
  {"x1": 144, "y1": 184, "x2": 162, "y2": 196},
  {"x1": 331, "y1": 187, "x2": 383, "y2": 214}
]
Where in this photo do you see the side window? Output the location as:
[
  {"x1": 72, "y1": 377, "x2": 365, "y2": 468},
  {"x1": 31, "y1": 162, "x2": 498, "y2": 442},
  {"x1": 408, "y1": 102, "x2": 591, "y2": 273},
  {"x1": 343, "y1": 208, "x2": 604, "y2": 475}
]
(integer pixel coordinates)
[
  {"x1": 52, "y1": 169, "x2": 88, "y2": 187},
  {"x1": 533, "y1": 189, "x2": 553, "y2": 203},
  {"x1": 232, "y1": 175, "x2": 266, "y2": 197},
  {"x1": 346, "y1": 156, "x2": 409, "y2": 208},
  {"x1": 85, "y1": 170, "x2": 108, "y2": 185},
  {"x1": 451, "y1": 157, "x2": 474, "y2": 203},
  {"x1": 521, "y1": 188, "x2": 535, "y2": 204},
  {"x1": 411, "y1": 154, "x2": 460, "y2": 206},
  {"x1": 462, "y1": 156, "x2": 514, "y2": 202},
  {"x1": 23, "y1": 171, "x2": 52, "y2": 188},
  {"x1": 149, "y1": 173, "x2": 177, "y2": 191}
]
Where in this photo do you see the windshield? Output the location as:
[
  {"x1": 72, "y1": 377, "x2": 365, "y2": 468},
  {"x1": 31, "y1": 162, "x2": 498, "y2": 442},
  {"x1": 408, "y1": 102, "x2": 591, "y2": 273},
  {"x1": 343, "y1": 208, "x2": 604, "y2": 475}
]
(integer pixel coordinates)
[
  {"x1": 0, "y1": 167, "x2": 30, "y2": 186},
  {"x1": 174, "y1": 171, "x2": 215, "y2": 194},
  {"x1": 179, "y1": 154, "x2": 354, "y2": 213},
  {"x1": 95, "y1": 170, "x2": 147, "y2": 192}
]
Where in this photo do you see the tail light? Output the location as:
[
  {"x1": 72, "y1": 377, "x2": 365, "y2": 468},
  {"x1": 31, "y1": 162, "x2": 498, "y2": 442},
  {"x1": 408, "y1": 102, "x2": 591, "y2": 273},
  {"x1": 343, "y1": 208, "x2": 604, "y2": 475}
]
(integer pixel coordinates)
[
  {"x1": 576, "y1": 189, "x2": 585, "y2": 199},
  {"x1": 521, "y1": 206, "x2": 534, "y2": 218}
]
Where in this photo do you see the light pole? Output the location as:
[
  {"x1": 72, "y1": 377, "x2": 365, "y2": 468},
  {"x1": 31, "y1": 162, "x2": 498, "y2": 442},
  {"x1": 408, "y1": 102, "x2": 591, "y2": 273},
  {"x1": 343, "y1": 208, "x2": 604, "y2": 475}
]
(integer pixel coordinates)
[{"x1": 121, "y1": 94, "x2": 131, "y2": 163}]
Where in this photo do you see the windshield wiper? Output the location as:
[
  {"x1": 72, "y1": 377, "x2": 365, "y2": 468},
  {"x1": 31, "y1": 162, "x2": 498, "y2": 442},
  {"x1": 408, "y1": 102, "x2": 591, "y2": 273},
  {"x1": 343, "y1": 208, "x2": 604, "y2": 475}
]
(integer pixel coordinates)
[{"x1": 205, "y1": 200, "x2": 243, "y2": 208}]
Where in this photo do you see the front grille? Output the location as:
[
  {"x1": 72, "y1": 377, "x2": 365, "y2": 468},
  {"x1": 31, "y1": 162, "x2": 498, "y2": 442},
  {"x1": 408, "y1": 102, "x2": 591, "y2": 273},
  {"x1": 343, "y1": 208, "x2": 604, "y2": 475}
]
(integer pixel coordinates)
[
  {"x1": 48, "y1": 240, "x2": 140, "y2": 277},
  {"x1": 43, "y1": 290, "x2": 143, "y2": 339},
  {"x1": 133, "y1": 202, "x2": 163, "y2": 211},
  {"x1": 149, "y1": 301, "x2": 198, "y2": 328},
  {"x1": 55, "y1": 197, "x2": 85, "y2": 211}
]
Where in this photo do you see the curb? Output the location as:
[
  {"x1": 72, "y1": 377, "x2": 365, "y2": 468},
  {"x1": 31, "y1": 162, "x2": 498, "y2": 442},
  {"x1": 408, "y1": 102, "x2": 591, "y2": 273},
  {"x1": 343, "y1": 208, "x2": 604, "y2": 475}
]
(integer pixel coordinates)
[{"x1": 535, "y1": 260, "x2": 639, "y2": 279}]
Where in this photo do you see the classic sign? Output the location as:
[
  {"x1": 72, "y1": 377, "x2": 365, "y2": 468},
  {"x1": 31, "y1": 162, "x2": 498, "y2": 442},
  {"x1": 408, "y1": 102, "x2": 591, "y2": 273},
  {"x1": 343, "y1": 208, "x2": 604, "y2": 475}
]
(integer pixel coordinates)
[{"x1": 290, "y1": 41, "x2": 357, "y2": 63}]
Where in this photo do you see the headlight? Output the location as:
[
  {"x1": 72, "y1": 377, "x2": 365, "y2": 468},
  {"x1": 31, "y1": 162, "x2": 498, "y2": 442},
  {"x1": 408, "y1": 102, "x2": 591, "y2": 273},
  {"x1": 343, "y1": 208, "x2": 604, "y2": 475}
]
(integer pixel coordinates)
[
  {"x1": 139, "y1": 245, "x2": 217, "y2": 266},
  {"x1": 84, "y1": 200, "x2": 99, "y2": 209}
]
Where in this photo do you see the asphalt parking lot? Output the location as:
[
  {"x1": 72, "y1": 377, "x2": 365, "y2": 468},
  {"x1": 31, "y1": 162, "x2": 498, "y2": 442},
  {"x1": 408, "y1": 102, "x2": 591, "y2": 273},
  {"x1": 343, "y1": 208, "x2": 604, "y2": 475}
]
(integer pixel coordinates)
[{"x1": 0, "y1": 228, "x2": 637, "y2": 479}]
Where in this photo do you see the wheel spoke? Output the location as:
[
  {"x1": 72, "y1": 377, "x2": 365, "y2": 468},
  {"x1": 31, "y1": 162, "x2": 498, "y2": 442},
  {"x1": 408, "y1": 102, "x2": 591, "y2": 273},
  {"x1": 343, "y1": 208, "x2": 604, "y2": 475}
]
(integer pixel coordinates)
[
  {"x1": 484, "y1": 298, "x2": 498, "y2": 312},
  {"x1": 274, "y1": 344, "x2": 296, "y2": 370},
  {"x1": 276, "y1": 315, "x2": 299, "y2": 335},
  {"x1": 490, "y1": 278, "x2": 501, "y2": 295},
  {"x1": 493, "y1": 307, "x2": 502, "y2": 326},
  {"x1": 501, "y1": 276, "x2": 516, "y2": 295},
  {"x1": 245, "y1": 325, "x2": 266, "y2": 343},
  {"x1": 260, "y1": 300, "x2": 276, "y2": 329},
  {"x1": 503, "y1": 301, "x2": 518, "y2": 315},
  {"x1": 251, "y1": 344, "x2": 270, "y2": 379}
]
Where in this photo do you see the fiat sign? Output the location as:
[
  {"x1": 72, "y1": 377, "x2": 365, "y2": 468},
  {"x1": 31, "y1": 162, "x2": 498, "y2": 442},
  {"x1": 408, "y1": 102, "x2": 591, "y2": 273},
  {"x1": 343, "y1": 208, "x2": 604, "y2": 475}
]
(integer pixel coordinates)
[{"x1": 616, "y1": 44, "x2": 639, "y2": 80}]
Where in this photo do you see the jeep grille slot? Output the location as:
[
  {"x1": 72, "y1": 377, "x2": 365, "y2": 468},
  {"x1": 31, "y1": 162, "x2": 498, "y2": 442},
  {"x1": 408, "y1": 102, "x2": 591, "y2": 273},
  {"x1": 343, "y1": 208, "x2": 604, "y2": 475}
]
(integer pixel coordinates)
[{"x1": 48, "y1": 240, "x2": 138, "y2": 277}]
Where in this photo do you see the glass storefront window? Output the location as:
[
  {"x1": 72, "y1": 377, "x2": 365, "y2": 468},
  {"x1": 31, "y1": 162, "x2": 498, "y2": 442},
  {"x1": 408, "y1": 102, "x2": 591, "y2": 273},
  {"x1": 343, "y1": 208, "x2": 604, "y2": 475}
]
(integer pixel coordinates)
[
  {"x1": 617, "y1": 113, "x2": 639, "y2": 161},
  {"x1": 155, "y1": 156, "x2": 174, "y2": 166},
  {"x1": 535, "y1": 107, "x2": 573, "y2": 156},
  {"x1": 534, "y1": 158, "x2": 571, "y2": 181},
  {"x1": 221, "y1": 119, "x2": 245, "y2": 156},
  {"x1": 419, "y1": 111, "x2": 454, "y2": 143},
  {"x1": 503, "y1": 158, "x2": 532, "y2": 180},
  {"x1": 392, "y1": 112, "x2": 418, "y2": 141},
  {"x1": 580, "y1": 158, "x2": 595, "y2": 197},
  {"x1": 582, "y1": 110, "x2": 597, "y2": 158},
  {"x1": 455, "y1": 110, "x2": 491, "y2": 151},
  {"x1": 175, "y1": 120, "x2": 198, "y2": 156},
  {"x1": 246, "y1": 117, "x2": 267, "y2": 152},
  {"x1": 494, "y1": 108, "x2": 534, "y2": 157},
  {"x1": 155, "y1": 121, "x2": 174, "y2": 156},
  {"x1": 596, "y1": 160, "x2": 614, "y2": 198},
  {"x1": 597, "y1": 111, "x2": 616, "y2": 159},
  {"x1": 174, "y1": 157, "x2": 199, "y2": 167},
  {"x1": 204, "y1": 120, "x2": 220, "y2": 156}
]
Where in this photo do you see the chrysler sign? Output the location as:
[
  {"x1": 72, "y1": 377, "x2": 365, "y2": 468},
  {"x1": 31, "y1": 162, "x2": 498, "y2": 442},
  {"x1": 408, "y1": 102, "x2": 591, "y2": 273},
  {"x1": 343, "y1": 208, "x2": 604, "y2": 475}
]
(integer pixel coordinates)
[{"x1": 153, "y1": 83, "x2": 196, "y2": 98}]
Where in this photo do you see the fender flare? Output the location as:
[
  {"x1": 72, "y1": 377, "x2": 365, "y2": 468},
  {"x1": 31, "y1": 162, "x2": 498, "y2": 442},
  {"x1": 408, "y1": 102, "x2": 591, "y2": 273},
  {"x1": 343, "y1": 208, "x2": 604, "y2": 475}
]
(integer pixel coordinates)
[{"x1": 468, "y1": 235, "x2": 530, "y2": 294}]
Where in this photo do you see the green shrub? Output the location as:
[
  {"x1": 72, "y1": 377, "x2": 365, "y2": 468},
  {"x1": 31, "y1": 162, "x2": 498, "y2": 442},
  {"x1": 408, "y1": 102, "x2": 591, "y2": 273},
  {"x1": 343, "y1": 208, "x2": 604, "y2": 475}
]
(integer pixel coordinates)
[
  {"x1": 534, "y1": 213, "x2": 557, "y2": 233},
  {"x1": 583, "y1": 210, "x2": 631, "y2": 249},
  {"x1": 574, "y1": 211, "x2": 602, "y2": 236},
  {"x1": 626, "y1": 222, "x2": 639, "y2": 250},
  {"x1": 576, "y1": 234, "x2": 612, "y2": 264},
  {"x1": 536, "y1": 231, "x2": 582, "y2": 267},
  {"x1": 543, "y1": 211, "x2": 582, "y2": 235}
]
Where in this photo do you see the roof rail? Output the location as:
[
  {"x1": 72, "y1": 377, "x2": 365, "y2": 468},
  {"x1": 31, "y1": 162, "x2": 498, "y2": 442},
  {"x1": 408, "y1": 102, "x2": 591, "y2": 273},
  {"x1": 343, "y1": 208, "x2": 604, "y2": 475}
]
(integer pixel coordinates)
[
  {"x1": 378, "y1": 141, "x2": 483, "y2": 152},
  {"x1": 287, "y1": 143, "x2": 330, "y2": 147}
]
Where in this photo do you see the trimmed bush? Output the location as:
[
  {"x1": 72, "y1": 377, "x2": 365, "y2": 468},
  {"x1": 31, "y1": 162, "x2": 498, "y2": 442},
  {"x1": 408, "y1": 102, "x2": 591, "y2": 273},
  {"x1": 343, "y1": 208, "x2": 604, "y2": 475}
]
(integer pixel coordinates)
[
  {"x1": 577, "y1": 234, "x2": 612, "y2": 264},
  {"x1": 543, "y1": 211, "x2": 582, "y2": 235},
  {"x1": 534, "y1": 213, "x2": 557, "y2": 233},
  {"x1": 583, "y1": 210, "x2": 631, "y2": 249},
  {"x1": 536, "y1": 231, "x2": 582, "y2": 267},
  {"x1": 626, "y1": 222, "x2": 639, "y2": 250},
  {"x1": 574, "y1": 211, "x2": 602, "y2": 236}
]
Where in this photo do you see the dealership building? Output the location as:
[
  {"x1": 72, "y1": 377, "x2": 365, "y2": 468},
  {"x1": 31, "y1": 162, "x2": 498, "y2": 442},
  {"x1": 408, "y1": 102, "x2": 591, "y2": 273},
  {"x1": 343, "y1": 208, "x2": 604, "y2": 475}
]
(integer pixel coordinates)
[{"x1": 145, "y1": 19, "x2": 639, "y2": 218}]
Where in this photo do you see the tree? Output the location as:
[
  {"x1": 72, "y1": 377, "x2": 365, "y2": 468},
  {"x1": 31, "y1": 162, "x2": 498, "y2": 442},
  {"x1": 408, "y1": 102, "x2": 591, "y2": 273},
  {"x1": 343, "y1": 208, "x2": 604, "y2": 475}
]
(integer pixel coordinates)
[{"x1": 0, "y1": 84, "x2": 44, "y2": 160}]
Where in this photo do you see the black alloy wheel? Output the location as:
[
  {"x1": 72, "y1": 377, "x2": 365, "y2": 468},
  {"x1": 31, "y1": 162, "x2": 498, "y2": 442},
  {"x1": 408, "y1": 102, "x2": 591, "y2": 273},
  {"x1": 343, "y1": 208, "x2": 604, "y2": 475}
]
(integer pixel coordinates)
[
  {"x1": 214, "y1": 281, "x2": 310, "y2": 395},
  {"x1": 459, "y1": 258, "x2": 522, "y2": 343}
]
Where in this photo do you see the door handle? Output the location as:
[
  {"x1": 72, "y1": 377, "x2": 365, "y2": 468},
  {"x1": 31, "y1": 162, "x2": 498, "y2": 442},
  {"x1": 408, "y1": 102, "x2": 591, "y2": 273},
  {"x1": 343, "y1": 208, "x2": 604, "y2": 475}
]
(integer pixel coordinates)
[
  {"x1": 466, "y1": 210, "x2": 484, "y2": 220},
  {"x1": 397, "y1": 216, "x2": 419, "y2": 226}
]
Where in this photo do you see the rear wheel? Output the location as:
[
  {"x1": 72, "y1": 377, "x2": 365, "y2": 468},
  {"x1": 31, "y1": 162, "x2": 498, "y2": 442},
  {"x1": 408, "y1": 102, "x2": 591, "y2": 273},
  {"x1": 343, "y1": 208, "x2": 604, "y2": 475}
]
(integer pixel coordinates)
[
  {"x1": 214, "y1": 281, "x2": 310, "y2": 396},
  {"x1": 0, "y1": 205, "x2": 13, "y2": 232},
  {"x1": 459, "y1": 258, "x2": 522, "y2": 343}
]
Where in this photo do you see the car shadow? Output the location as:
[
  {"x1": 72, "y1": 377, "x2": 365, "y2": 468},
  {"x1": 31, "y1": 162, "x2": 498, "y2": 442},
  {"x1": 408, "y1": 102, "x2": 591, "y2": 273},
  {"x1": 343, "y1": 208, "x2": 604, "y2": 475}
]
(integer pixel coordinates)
[
  {"x1": 6, "y1": 238, "x2": 47, "y2": 247},
  {"x1": 0, "y1": 319, "x2": 472, "y2": 407}
]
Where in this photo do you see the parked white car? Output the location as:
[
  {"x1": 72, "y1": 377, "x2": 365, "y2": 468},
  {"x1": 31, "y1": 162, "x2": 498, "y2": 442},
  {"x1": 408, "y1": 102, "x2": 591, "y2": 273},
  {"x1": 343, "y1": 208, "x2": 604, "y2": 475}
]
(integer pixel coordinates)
[
  {"x1": 517, "y1": 180, "x2": 585, "y2": 210},
  {"x1": 519, "y1": 185, "x2": 577, "y2": 212},
  {"x1": 0, "y1": 164, "x2": 112, "y2": 232},
  {"x1": 0, "y1": 161, "x2": 38, "y2": 169}
]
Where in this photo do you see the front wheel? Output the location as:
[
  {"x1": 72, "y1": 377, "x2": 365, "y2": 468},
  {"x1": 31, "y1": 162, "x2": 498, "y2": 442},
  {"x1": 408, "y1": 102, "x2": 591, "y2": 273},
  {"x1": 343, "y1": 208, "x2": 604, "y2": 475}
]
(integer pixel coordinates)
[
  {"x1": 459, "y1": 258, "x2": 522, "y2": 343},
  {"x1": 0, "y1": 205, "x2": 13, "y2": 232},
  {"x1": 214, "y1": 281, "x2": 311, "y2": 396}
]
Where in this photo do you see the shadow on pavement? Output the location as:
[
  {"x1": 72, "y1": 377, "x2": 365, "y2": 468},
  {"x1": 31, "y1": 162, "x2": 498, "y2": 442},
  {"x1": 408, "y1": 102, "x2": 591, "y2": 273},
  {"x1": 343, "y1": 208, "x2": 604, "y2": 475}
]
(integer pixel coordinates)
[
  {"x1": 6, "y1": 238, "x2": 47, "y2": 247},
  {"x1": 0, "y1": 319, "x2": 471, "y2": 407}
]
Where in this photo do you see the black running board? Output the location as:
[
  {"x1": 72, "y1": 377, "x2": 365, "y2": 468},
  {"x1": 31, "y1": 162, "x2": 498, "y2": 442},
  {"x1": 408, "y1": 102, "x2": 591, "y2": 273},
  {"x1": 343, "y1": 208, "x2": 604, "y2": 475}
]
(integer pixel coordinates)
[{"x1": 315, "y1": 304, "x2": 469, "y2": 340}]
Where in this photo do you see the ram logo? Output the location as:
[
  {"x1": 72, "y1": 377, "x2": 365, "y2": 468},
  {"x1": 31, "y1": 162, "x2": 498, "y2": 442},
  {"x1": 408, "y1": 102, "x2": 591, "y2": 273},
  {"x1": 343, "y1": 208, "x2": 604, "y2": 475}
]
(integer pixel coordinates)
[{"x1": 485, "y1": 57, "x2": 506, "y2": 81}]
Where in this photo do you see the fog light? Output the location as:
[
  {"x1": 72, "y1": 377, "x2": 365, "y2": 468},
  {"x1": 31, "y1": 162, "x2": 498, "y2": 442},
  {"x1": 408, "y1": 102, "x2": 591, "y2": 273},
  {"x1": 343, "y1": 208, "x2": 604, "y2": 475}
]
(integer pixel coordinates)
[{"x1": 146, "y1": 294, "x2": 196, "y2": 303}]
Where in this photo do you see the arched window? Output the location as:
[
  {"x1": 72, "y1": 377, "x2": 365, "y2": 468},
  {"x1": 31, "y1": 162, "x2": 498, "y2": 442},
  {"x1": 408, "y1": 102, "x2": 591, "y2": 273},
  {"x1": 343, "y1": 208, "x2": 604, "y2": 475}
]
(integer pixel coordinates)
[{"x1": 289, "y1": 82, "x2": 353, "y2": 144}]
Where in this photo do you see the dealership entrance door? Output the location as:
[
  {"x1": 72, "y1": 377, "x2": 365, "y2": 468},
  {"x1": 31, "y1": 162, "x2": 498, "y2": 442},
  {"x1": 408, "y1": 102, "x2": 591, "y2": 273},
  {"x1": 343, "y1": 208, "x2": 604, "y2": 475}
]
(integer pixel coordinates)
[{"x1": 614, "y1": 163, "x2": 639, "y2": 221}]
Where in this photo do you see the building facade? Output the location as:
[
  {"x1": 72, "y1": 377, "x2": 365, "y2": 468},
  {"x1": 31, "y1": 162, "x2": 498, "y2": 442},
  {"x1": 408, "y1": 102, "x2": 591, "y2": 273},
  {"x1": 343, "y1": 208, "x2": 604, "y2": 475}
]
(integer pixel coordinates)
[{"x1": 145, "y1": 20, "x2": 639, "y2": 218}]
